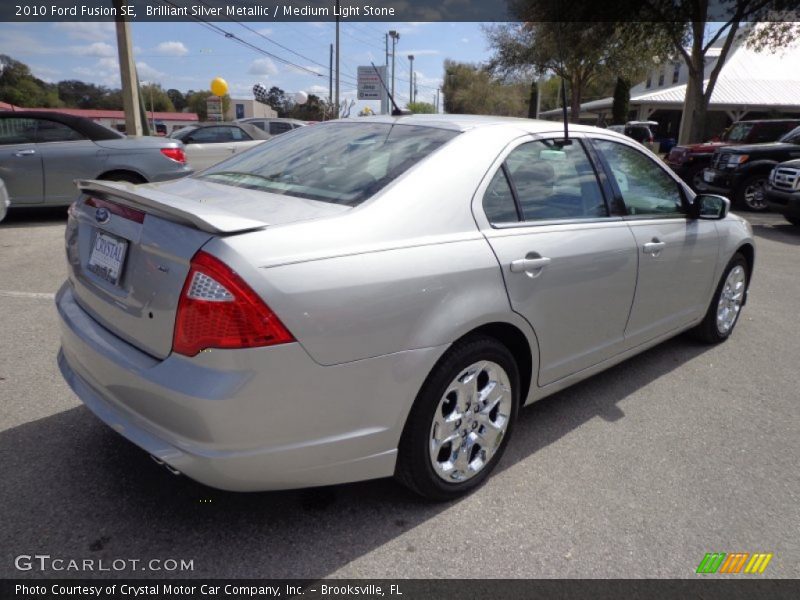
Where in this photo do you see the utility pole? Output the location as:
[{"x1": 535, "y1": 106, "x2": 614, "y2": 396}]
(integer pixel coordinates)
[
  {"x1": 334, "y1": 0, "x2": 340, "y2": 118},
  {"x1": 328, "y1": 43, "x2": 333, "y2": 110},
  {"x1": 413, "y1": 72, "x2": 418, "y2": 104},
  {"x1": 113, "y1": 1, "x2": 142, "y2": 136},
  {"x1": 389, "y1": 30, "x2": 400, "y2": 103},
  {"x1": 436, "y1": 88, "x2": 441, "y2": 113},
  {"x1": 384, "y1": 33, "x2": 389, "y2": 115},
  {"x1": 408, "y1": 54, "x2": 414, "y2": 107}
]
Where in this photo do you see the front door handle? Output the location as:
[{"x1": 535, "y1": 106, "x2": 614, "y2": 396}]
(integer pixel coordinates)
[
  {"x1": 14, "y1": 149, "x2": 36, "y2": 157},
  {"x1": 643, "y1": 241, "x2": 666, "y2": 255},
  {"x1": 510, "y1": 256, "x2": 551, "y2": 273}
]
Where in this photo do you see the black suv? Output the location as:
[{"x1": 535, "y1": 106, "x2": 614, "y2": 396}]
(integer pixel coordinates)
[
  {"x1": 667, "y1": 119, "x2": 800, "y2": 189},
  {"x1": 699, "y1": 125, "x2": 800, "y2": 211}
]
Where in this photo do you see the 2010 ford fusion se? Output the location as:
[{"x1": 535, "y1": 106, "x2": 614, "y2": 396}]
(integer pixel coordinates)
[{"x1": 56, "y1": 115, "x2": 754, "y2": 500}]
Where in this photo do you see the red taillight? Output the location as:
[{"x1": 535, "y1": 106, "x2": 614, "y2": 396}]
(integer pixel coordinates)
[
  {"x1": 172, "y1": 251, "x2": 294, "y2": 357},
  {"x1": 160, "y1": 147, "x2": 186, "y2": 164}
]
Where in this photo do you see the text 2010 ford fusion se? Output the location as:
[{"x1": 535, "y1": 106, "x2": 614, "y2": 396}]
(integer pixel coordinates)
[{"x1": 56, "y1": 116, "x2": 754, "y2": 500}]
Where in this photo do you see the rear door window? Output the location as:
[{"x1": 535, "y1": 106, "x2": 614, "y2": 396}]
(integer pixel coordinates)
[
  {"x1": 0, "y1": 118, "x2": 39, "y2": 145},
  {"x1": 482, "y1": 139, "x2": 608, "y2": 224},
  {"x1": 35, "y1": 119, "x2": 85, "y2": 143}
]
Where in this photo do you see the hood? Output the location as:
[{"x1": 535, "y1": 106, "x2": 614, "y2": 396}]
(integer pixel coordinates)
[{"x1": 718, "y1": 142, "x2": 798, "y2": 154}]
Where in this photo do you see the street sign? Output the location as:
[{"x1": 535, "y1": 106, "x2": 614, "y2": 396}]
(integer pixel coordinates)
[
  {"x1": 207, "y1": 95, "x2": 223, "y2": 121},
  {"x1": 357, "y1": 66, "x2": 386, "y2": 101}
]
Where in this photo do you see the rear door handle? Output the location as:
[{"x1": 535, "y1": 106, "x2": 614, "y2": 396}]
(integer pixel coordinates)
[
  {"x1": 510, "y1": 256, "x2": 551, "y2": 273},
  {"x1": 643, "y1": 241, "x2": 666, "y2": 255},
  {"x1": 14, "y1": 149, "x2": 36, "y2": 157}
]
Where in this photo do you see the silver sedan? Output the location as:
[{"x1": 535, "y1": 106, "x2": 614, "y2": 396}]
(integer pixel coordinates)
[
  {"x1": 0, "y1": 111, "x2": 191, "y2": 217},
  {"x1": 56, "y1": 115, "x2": 754, "y2": 500}
]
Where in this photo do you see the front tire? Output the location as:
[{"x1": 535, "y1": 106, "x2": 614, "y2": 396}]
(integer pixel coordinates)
[
  {"x1": 692, "y1": 253, "x2": 749, "y2": 344},
  {"x1": 735, "y1": 175, "x2": 769, "y2": 211},
  {"x1": 395, "y1": 336, "x2": 520, "y2": 501}
]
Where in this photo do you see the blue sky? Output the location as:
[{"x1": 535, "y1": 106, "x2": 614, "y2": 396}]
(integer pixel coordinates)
[{"x1": 1, "y1": 21, "x2": 491, "y2": 111}]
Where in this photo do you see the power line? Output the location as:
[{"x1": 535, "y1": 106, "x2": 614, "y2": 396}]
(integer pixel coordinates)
[{"x1": 158, "y1": 0, "x2": 325, "y2": 78}]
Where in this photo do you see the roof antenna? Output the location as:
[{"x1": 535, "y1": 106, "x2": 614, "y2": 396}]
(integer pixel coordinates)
[
  {"x1": 371, "y1": 62, "x2": 410, "y2": 116},
  {"x1": 555, "y1": 23, "x2": 572, "y2": 145}
]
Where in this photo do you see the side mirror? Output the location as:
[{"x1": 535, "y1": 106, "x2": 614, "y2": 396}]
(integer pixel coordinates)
[{"x1": 692, "y1": 194, "x2": 730, "y2": 220}]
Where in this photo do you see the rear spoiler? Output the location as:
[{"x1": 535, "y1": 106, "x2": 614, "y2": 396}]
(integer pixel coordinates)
[{"x1": 76, "y1": 179, "x2": 269, "y2": 234}]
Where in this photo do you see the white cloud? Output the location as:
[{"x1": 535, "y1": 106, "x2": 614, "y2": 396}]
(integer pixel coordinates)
[
  {"x1": 248, "y1": 58, "x2": 278, "y2": 76},
  {"x1": 53, "y1": 22, "x2": 114, "y2": 41},
  {"x1": 155, "y1": 41, "x2": 189, "y2": 57},
  {"x1": 307, "y1": 84, "x2": 329, "y2": 95},
  {"x1": 257, "y1": 28, "x2": 273, "y2": 36},
  {"x1": 71, "y1": 42, "x2": 115, "y2": 58},
  {"x1": 461, "y1": 38, "x2": 470, "y2": 43},
  {"x1": 136, "y1": 62, "x2": 165, "y2": 82}
]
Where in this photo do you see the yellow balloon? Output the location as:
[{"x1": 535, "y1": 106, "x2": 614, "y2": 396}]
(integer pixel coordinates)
[{"x1": 210, "y1": 77, "x2": 228, "y2": 97}]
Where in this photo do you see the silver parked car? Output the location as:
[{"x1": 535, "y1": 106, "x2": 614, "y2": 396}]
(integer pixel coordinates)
[
  {"x1": 0, "y1": 111, "x2": 191, "y2": 213},
  {"x1": 56, "y1": 116, "x2": 754, "y2": 500},
  {"x1": 169, "y1": 122, "x2": 272, "y2": 171}
]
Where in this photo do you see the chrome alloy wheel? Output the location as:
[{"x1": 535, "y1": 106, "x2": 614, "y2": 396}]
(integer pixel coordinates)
[
  {"x1": 743, "y1": 179, "x2": 767, "y2": 210},
  {"x1": 429, "y1": 361, "x2": 512, "y2": 483},
  {"x1": 717, "y1": 265, "x2": 746, "y2": 335}
]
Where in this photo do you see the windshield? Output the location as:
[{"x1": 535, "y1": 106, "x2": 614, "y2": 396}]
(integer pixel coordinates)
[
  {"x1": 779, "y1": 126, "x2": 800, "y2": 144},
  {"x1": 723, "y1": 123, "x2": 753, "y2": 143},
  {"x1": 198, "y1": 122, "x2": 459, "y2": 206}
]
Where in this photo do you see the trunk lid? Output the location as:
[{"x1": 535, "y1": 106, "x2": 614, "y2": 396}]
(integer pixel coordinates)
[{"x1": 67, "y1": 178, "x2": 349, "y2": 358}]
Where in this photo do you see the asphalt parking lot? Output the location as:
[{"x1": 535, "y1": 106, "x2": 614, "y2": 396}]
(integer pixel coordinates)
[{"x1": 1, "y1": 207, "x2": 798, "y2": 580}]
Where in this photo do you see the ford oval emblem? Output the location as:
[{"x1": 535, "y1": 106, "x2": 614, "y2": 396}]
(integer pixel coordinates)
[{"x1": 95, "y1": 207, "x2": 110, "y2": 224}]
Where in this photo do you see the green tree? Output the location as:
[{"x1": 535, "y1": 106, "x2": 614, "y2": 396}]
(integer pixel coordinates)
[
  {"x1": 140, "y1": 83, "x2": 175, "y2": 113},
  {"x1": 442, "y1": 60, "x2": 528, "y2": 117},
  {"x1": 166, "y1": 89, "x2": 186, "y2": 112},
  {"x1": 407, "y1": 101, "x2": 436, "y2": 114},
  {"x1": 485, "y1": 17, "x2": 671, "y2": 123},
  {"x1": 0, "y1": 54, "x2": 62, "y2": 108},
  {"x1": 611, "y1": 77, "x2": 631, "y2": 125},
  {"x1": 636, "y1": 1, "x2": 800, "y2": 143}
]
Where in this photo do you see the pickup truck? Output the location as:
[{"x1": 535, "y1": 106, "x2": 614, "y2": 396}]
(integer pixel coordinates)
[
  {"x1": 766, "y1": 159, "x2": 800, "y2": 226},
  {"x1": 699, "y1": 125, "x2": 800, "y2": 211},
  {"x1": 667, "y1": 119, "x2": 800, "y2": 190}
]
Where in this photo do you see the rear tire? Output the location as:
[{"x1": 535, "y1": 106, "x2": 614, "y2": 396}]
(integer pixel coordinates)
[
  {"x1": 692, "y1": 253, "x2": 749, "y2": 344},
  {"x1": 735, "y1": 175, "x2": 769, "y2": 211},
  {"x1": 395, "y1": 336, "x2": 520, "y2": 501},
  {"x1": 98, "y1": 171, "x2": 146, "y2": 185}
]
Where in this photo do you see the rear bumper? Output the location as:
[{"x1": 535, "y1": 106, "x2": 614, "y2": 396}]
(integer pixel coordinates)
[{"x1": 56, "y1": 282, "x2": 445, "y2": 491}]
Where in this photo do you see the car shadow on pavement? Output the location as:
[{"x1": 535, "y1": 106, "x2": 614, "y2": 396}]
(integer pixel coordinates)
[
  {"x1": 0, "y1": 335, "x2": 711, "y2": 580},
  {"x1": 750, "y1": 221, "x2": 800, "y2": 246},
  {"x1": 1, "y1": 207, "x2": 69, "y2": 229}
]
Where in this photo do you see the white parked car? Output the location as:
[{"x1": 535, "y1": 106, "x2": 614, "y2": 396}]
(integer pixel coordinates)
[
  {"x1": 169, "y1": 122, "x2": 271, "y2": 171},
  {"x1": 0, "y1": 177, "x2": 9, "y2": 222}
]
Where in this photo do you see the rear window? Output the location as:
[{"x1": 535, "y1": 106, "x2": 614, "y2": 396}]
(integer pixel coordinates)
[{"x1": 199, "y1": 122, "x2": 459, "y2": 206}]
